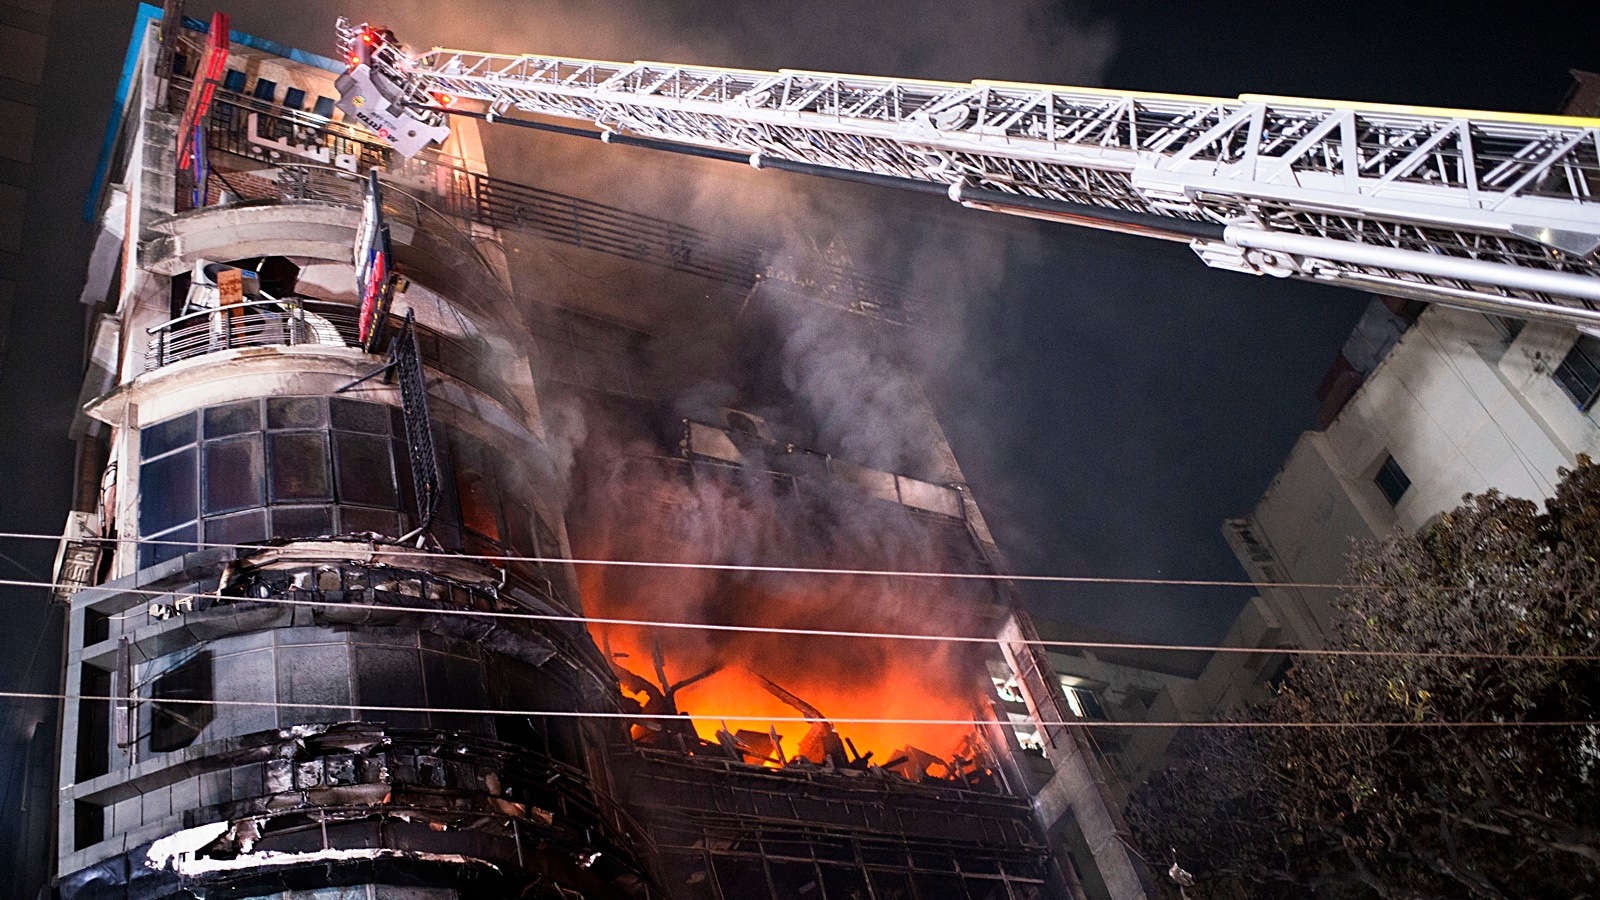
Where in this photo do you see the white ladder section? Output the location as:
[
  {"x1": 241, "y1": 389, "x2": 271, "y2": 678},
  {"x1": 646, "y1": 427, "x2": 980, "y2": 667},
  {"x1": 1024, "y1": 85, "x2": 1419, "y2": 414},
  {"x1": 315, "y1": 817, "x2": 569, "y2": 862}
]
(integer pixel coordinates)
[{"x1": 335, "y1": 18, "x2": 1600, "y2": 327}]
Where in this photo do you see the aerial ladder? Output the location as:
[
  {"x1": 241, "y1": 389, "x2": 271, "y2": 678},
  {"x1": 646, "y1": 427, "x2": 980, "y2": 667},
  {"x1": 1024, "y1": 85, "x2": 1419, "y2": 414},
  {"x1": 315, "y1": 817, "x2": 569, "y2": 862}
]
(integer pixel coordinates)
[{"x1": 333, "y1": 19, "x2": 1600, "y2": 329}]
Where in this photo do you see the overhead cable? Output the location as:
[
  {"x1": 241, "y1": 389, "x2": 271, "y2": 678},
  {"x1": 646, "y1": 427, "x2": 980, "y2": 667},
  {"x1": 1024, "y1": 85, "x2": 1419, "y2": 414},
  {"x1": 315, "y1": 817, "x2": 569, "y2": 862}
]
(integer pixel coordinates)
[{"x1": 1, "y1": 577, "x2": 1593, "y2": 664}]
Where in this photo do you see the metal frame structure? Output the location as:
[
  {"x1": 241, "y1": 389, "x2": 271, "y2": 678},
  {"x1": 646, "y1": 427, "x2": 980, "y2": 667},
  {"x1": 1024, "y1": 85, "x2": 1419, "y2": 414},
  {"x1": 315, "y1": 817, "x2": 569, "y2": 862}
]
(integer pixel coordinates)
[{"x1": 334, "y1": 19, "x2": 1600, "y2": 328}]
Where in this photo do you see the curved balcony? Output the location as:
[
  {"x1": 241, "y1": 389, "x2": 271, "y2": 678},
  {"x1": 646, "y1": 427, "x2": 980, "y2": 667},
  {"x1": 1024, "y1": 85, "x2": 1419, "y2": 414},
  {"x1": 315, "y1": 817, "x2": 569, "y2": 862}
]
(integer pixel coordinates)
[{"x1": 145, "y1": 297, "x2": 527, "y2": 416}]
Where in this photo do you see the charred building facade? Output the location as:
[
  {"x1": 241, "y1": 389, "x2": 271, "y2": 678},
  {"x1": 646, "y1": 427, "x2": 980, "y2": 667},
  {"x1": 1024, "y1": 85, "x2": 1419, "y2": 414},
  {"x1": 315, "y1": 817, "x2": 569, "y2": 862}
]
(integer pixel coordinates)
[{"x1": 47, "y1": 7, "x2": 1150, "y2": 899}]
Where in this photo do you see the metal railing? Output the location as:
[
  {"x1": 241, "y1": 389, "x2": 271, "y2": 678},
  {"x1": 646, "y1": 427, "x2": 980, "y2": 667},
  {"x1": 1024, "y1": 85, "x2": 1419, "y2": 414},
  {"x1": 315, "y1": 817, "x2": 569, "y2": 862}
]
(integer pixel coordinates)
[
  {"x1": 171, "y1": 78, "x2": 919, "y2": 324},
  {"x1": 143, "y1": 297, "x2": 527, "y2": 416},
  {"x1": 145, "y1": 298, "x2": 360, "y2": 369}
]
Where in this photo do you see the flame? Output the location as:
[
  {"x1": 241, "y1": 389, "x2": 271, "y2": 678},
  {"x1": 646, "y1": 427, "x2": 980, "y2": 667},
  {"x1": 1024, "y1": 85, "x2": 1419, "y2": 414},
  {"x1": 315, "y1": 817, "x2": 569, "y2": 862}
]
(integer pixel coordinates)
[{"x1": 570, "y1": 457, "x2": 997, "y2": 772}]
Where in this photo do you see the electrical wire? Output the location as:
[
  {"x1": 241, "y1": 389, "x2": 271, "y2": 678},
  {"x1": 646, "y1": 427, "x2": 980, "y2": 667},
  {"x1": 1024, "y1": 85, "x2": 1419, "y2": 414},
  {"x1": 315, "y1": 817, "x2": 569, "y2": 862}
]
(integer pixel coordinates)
[
  {"x1": 0, "y1": 529, "x2": 1393, "y2": 591},
  {"x1": 0, "y1": 688, "x2": 1594, "y2": 729},
  {"x1": 0, "y1": 576, "x2": 1594, "y2": 664}
]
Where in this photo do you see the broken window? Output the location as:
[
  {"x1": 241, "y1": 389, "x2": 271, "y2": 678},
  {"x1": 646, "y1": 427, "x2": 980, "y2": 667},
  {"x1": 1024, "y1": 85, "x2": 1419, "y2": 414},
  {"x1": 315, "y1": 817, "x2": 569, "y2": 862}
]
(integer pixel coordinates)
[{"x1": 149, "y1": 651, "x2": 213, "y2": 753}]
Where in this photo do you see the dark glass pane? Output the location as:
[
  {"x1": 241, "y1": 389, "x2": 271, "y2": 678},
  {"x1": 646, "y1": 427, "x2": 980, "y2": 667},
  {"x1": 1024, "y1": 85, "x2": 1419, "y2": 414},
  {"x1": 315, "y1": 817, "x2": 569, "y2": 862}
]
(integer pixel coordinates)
[
  {"x1": 354, "y1": 646, "x2": 426, "y2": 729},
  {"x1": 269, "y1": 432, "x2": 331, "y2": 501},
  {"x1": 140, "y1": 447, "x2": 198, "y2": 534},
  {"x1": 423, "y1": 650, "x2": 490, "y2": 735},
  {"x1": 267, "y1": 396, "x2": 326, "y2": 430},
  {"x1": 283, "y1": 87, "x2": 306, "y2": 110},
  {"x1": 334, "y1": 431, "x2": 397, "y2": 507},
  {"x1": 313, "y1": 96, "x2": 335, "y2": 118},
  {"x1": 149, "y1": 651, "x2": 214, "y2": 753},
  {"x1": 222, "y1": 69, "x2": 246, "y2": 93},
  {"x1": 1555, "y1": 337, "x2": 1600, "y2": 410},
  {"x1": 394, "y1": 438, "x2": 417, "y2": 516},
  {"x1": 141, "y1": 413, "x2": 197, "y2": 459},
  {"x1": 272, "y1": 505, "x2": 334, "y2": 539},
  {"x1": 203, "y1": 435, "x2": 265, "y2": 514},
  {"x1": 330, "y1": 398, "x2": 391, "y2": 434},
  {"x1": 204, "y1": 510, "x2": 267, "y2": 546},
  {"x1": 339, "y1": 506, "x2": 398, "y2": 537},
  {"x1": 251, "y1": 78, "x2": 277, "y2": 101},
  {"x1": 507, "y1": 504, "x2": 537, "y2": 557},
  {"x1": 204, "y1": 400, "x2": 260, "y2": 438},
  {"x1": 139, "y1": 524, "x2": 196, "y2": 570},
  {"x1": 1375, "y1": 454, "x2": 1411, "y2": 506}
]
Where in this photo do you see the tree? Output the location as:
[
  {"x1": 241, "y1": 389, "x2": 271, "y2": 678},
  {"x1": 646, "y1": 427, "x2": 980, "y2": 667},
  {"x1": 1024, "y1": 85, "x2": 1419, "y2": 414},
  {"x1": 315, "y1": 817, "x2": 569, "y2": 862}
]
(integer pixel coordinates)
[{"x1": 1128, "y1": 458, "x2": 1600, "y2": 899}]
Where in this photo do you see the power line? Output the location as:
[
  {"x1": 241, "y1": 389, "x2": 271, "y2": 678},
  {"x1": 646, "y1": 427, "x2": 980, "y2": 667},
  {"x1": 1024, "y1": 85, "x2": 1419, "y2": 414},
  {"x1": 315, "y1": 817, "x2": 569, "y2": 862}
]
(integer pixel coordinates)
[
  {"x1": 1, "y1": 576, "x2": 1594, "y2": 664},
  {"x1": 0, "y1": 529, "x2": 1398, "y2": 592},
  {"x1": 0, "y1": 688, "x2": 1595, "y2": 730}
]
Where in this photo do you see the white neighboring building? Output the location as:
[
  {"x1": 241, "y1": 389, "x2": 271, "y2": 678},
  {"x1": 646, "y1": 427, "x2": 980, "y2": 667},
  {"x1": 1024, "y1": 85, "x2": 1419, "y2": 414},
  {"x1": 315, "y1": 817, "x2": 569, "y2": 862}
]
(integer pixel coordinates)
[{"x1": 1227, "y1": 301, "x2": 1600, "y2": 650}]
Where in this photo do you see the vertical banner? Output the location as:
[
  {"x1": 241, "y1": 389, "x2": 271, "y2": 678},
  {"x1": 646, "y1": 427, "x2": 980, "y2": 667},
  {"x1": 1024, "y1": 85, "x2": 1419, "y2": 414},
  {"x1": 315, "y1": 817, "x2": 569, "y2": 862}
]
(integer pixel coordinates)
[
  {"x1": 175, "y1": 11, "x2": 229, "y2": 171},
  {"x1": 355, "y1": 170, "x2": 397, "y2": 351}
]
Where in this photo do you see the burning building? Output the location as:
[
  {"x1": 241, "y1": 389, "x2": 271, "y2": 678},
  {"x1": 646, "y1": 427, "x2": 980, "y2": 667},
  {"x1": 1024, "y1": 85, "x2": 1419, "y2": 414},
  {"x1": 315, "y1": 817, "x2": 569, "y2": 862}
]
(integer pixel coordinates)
[{"x1": 45, "y1": 6, "x2": 1151, "y2": 899}]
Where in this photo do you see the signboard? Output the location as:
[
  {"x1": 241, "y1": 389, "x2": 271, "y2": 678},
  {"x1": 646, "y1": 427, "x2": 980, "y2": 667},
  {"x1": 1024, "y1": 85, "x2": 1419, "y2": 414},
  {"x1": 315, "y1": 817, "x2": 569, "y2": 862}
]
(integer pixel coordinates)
[
  {"x1": 175, "y1": 11, "x2": 229, "y2": 172},
  {"x1": 354, "y1": 170, "x2": 397, "y2": 351},
  {"x1": 50, "y1": 511, "x2": 103, "y2": 604}
]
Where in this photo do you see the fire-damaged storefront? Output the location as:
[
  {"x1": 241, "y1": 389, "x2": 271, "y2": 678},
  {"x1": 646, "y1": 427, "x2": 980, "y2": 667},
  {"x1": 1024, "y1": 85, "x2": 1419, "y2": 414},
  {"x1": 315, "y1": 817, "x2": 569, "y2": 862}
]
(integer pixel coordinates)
[{"x1": 46, "y1": 8, "x2": 1148, "y2": 900}]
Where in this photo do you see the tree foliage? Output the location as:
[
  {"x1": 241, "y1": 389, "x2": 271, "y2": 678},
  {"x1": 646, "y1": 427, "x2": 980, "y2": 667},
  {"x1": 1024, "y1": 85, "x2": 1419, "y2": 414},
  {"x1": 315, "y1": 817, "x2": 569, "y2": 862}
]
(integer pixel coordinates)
[{"x1": 1128, "y1": 458, "x2": 1600, "y2": 899}]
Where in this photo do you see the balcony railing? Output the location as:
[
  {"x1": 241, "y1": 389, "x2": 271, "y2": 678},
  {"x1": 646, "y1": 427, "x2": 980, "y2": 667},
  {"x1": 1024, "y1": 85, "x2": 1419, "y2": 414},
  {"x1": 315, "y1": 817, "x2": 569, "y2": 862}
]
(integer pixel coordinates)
[
  {"x1": 145, "y1": 298, "x2": 360, "y2": 370},
  {"x1": 144, "y1": 298, "x2": 528, "y2": 415}
]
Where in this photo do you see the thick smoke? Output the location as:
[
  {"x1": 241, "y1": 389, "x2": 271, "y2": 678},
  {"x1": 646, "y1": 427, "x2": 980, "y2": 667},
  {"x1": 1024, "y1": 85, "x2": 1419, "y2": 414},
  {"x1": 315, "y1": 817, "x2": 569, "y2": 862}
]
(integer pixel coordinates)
[{"x1": 229, "y1": 0, "x2": 1119, "y2": 748}]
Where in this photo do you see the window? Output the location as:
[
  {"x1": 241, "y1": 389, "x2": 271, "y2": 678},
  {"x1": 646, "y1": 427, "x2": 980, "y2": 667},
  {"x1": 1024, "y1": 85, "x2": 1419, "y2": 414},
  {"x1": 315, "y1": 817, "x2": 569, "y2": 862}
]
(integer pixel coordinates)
[
  {"x1": 149, "y1": 651, "x2": 213, "y2": 752},
  {"x1": 313, "y1": 96, "x2": 335, "y2": 118},
  {"x1": 222, "y1": 69, "x2": 247, "y2": 93},
  {"x1": 283, "y1": 87, "x2": 306, "y2": 110},
  {"x1": 1375, "y1": 453, "x2": 1411, "y2": 505},
  {"x1": 1555, "y1": 334, "x2": 1600, "y2": 411},
  {"x1": 252, "y1": 78, "x2": 278, "y2": 101},
  {"x1": 139, "y1": 399, "x2": 410, "y2": 567}
]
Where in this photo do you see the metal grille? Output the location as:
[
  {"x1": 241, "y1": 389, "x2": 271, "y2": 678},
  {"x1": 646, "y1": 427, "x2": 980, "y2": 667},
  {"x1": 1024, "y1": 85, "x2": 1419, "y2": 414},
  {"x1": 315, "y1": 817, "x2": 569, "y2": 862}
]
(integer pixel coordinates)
[{"x1": 391, "y1": 313, "x2": 442, "y2": 531}]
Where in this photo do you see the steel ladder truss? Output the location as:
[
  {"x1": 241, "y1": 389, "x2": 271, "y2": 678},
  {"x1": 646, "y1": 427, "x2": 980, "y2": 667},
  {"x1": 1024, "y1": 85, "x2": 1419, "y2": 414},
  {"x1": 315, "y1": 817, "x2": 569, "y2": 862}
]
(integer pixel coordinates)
[{"x1": 335, "y1": 19, "x2": 1600, "y2": 328}]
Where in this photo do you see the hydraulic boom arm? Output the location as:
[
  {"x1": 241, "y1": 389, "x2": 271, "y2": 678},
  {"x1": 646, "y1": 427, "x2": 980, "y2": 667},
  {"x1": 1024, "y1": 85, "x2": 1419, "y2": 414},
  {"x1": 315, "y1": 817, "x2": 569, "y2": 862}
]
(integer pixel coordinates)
[{"x1": 334, "y1": 19, "x2": 1600, "y2": 327}]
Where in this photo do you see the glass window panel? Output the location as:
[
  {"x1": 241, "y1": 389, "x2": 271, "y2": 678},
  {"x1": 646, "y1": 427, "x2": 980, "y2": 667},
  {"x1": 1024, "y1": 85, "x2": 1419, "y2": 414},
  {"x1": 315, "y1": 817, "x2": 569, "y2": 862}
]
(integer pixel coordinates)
[
  {"x1": 283, "y1": 87, "x2": 306, "y2": 110},
  {"x1": 267, "y1": 396, "x2": 326, "y2": 430},
  {"x1": 423, "y1": 650, "x2": 490, "y2": 735},
  {"x1": 276, "y1": 642, "x2": 351, "y2": 726},
  {"x1": 204, "y1": 510, "x2": 267, "y2": 546},
  {"x1": 222, "y1": 70, "x2": 246, "y2": 93},
  {"x1": 330, "y1": 398, "x2": 391, "y2": 434},
  {"x1": 203, "y1": 435, "x2": 265, "y2": 515},
  {"x1": 312, "y1": 96, "x2": 335, "y2": 118},
  {"x1": 269, "y1": 432, "x2": 331, "y2": 501},
  {"x1": 251, "y1": 78, "x2": 277, "y2": 101},
  {"x1": 393, "y1": 438, "x2": 417, "y2": 516},
  {"x1": 149, "y1": 651, "x2": 214, "y2": 753},
  {"x1": 140, "y1": 447, "x2": 198, "y2": 534},
  {"x1": 507, "y1": 504, "x2": 537, "y2": 558},
  {"x1": 141, "y1": 413, "x2": 197, "y2": 459},
  {"x1": 139, "y1": 524, "x2": 196, "y2": 570},
  {"x1": 354, "y1": 645, "x2": 427, "y2": 729},
  {"x1": 339, "y1": 506, "x2": 398, "y2": 537},
  {"x1": 272, "y1": 505, "x2": 334, "y2": 539},
  {"x1": 334, "y1": 431, "x2": 397, "y2": 507},
  {"x1": 204, "y1": 400, "x2": 260, "y2": 438}
]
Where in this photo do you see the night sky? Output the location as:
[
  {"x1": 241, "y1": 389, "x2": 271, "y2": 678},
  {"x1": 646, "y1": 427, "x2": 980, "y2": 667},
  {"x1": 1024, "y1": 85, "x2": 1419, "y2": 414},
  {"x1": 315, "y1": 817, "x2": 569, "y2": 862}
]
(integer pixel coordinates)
[{"x1": 0, "y1": 3, "x2": 1594, "y2": 879}]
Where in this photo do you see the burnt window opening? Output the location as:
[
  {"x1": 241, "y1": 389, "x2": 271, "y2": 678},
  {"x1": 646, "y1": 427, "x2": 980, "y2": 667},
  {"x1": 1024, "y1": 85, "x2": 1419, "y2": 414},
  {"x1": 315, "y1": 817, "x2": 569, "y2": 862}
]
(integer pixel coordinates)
[
  {"x1": 1555, "y1": 334, "x2": 1600, "y2": 411},
  {"x1": 1375, "y1": 453, "x2": 1411, "y2": 506},
  {"x1": 76, "y1": 666, "x2": 112, "y2": 781},
  {"x1": 149, "y1": 651, "x2": 213, "y2": 753}
]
